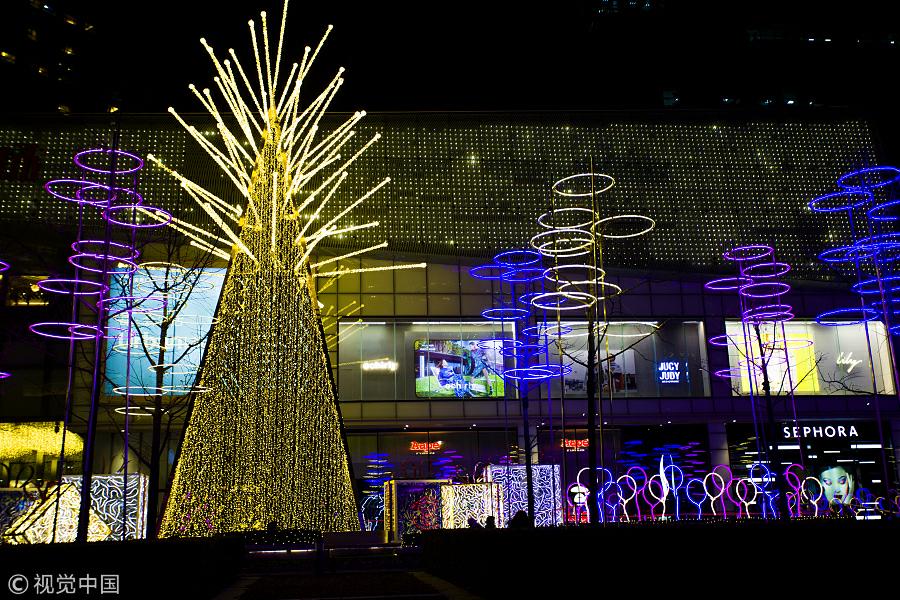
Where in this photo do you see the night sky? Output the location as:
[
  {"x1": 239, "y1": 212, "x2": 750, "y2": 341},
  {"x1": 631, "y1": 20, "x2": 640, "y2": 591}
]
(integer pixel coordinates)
[{"x1": 3, "y1": 1, "x2": 900, "y2": 114}]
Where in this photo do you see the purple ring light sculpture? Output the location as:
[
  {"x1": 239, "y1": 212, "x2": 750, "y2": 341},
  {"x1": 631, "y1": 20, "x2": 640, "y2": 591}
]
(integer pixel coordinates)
[
  {"x1": 44, "y1": 179, "x2": 110, "y2": 206},
  {"x1": 708, "y1": 334, "x2": 739, "y2": 347},
  {"x1": 30, "y1": 322, "x2": 101, "y2": 341},
  {"x1": 723, "y1": 245, "x2": 773, "y2": 262},
  {"x1": 69, "y1": 253, "x2": 138, "y2": 275},
  {"x1": 739, "y1": 281, "x2": 791, "y2": 299},
  {"x1": 0, "y1": 260, "x2": 9, "y2": 273},
  {"x1": 469, "y1": 264, "x2": 504, "y2": 280},
  {"x1": 836, "y1": 166, "x2": 900, "y2": 191},
  {"x1": 741, "y1": 303, "x2": 795, "y2": 323},
  {"x1": 0, "y1": 371, "x2": 10, "y2": 380},
  {"x1": 74, "y1": 148, "x2": 144, "y2": 175},
  {"x1": 493, "y1": 249, "x2": 541, "y2": 267},
  {"x1": 741, "y1": 261, "x2": 791, "y2": 279},
  {"x1": 704, "y1": 276, "x2": 753, "y2": 291},
  {"x1": 815, "y1": 306, "x2": 878, "y2": 326},
  {"x1": 481, "y1": 307, "x2": 529, "y2": 321},
  {"x1": 103, "y1": 205, "x2": 172, "y2": 229},
  {"x1": 807, "y1": 190, "x2": 873, "y2": 213},
  {"x1": 71, "y1": 240, "x2": 140, "y2": 261},
  {"x1": 38, "y1": 279, "x2": 109, "y2": 296}
]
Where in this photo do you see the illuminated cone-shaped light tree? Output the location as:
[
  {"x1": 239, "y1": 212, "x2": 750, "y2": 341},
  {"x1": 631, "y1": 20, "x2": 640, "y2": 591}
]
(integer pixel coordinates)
[{"x1": 152, "y1": 0, "x2": 424, "y2": 536}]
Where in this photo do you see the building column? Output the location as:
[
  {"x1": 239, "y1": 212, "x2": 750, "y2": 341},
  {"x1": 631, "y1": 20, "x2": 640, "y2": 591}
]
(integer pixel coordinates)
[
  {"x1": 708, "y1": 421, "x2": 730, "y2": 468},
  {"x1": 517, "y1": 423, "x2": 539, "y2": 465}
]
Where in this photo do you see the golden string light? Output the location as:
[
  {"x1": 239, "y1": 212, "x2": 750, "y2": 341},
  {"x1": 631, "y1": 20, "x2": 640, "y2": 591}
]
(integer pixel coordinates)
[{"x1": 156, "y1": 0, "x2": 425, "y2": 536}]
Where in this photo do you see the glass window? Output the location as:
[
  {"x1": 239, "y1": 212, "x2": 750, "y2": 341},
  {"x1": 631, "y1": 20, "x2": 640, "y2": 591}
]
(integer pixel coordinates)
[{"x1": 723, "y1": 320, "x2": 895, "y2": 396}]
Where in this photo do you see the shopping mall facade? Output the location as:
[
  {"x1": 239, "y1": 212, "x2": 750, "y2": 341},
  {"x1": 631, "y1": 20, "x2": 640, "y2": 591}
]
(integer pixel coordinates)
[{"x1": 1, "y1": 111, "x2": 898, "y2": 528}]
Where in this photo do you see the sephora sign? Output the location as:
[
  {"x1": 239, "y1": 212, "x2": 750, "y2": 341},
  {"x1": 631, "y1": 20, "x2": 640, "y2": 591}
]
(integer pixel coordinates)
[{"x1": 782, "y1": 424, "x2": 859, "y2": 439}]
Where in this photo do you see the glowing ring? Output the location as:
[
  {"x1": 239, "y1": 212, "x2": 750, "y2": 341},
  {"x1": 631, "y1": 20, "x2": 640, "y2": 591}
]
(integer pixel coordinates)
[
  {"x1": 114, "y1": 406, "x2": 156, "y2": 416},
  {"x1": 704, "y1": 276, "x2": 753, "y2": 291},
  {"x1": 534, "y1": 363, "x2": 572, "y2": 377},
  {"x1": 808, "y1": 190, "x2": 873, "y2": 213},
  {"x1": 481, "y1": 307, "x2": 529, "y2": 321},
  {"x1": 98, "y1": 295, "x2": 167, "y2": 315},
  {"x1": 0, "y1": 260, "x2": 8, "y2": 273},
  {"x1": 71, "y1": 240, "x2": 140, "y2": 261},
  {"x1": 76, "y1": 183, "x2": 144, "y2": 208},
  {"x1": 815, "y1": 307, "x2": 878, "y2": 326},
  {"x1": 37, "y1": 279, "x2": 109, "y2": 296},
  {"x1": 501, "y1": 267, "x2": 545, "y2": 283},
  {"x1": 103, "y1": 205, "x2": 172, "y2": 228},
  {"x1": 503, "y1": 367, "x2": 556, "y2": 381},
  {"x1": 723, "y1": 245, "x2": 773, "y2": 262},
  {"x1": 817, "y1": 245, "x2": 876, "y2": 264},
  {"x1": 739, "y1": 282, "x2": 790, "y2": 298},
  {"x1": 597, "y1": 214, "x2": 655, "y2": 239},
  {"x1": 499, "y1": 343, "x2": 548, "y2": 358},
  {"x1": 111, "y1": 386, "x2": 169, "y2": 397},
  {"x1": 531, "y1": 291, "x2": 597, "y2": 311},
  {"x1": 867, "y1": 198, "x2": 900, "y2": 222},
  {"x1": 469, "y1": 264, "x2": 505, "y2": 280},
  {"x1": 44, "y1": 179, "x2": 108, "y2": 206},
  {"x1": 856, "y1": 232, "x2": 900, "y2": 250},
  {"x1": 29, "y1": 322, "x2": 100, "y2": 341},
  {"x1": 558, "y1": 281, "x2": 622, "y2": 301},
  {"x1": 708, "y1": 334, "x2": 739, "y2": 347},
  {"x1": 762, "y1": 337, "x2": 814, "y2": 351},
  {"x1": 551, "y1": 173, "x2": 615, "y2": 197},
  {"x1": 598, "y1": 321, "x2": 659, "y2": 338},
  {"x1": 69, "y1": 253, "x2": 138, "y2": 275},
  {"x1": 148, "y1": 363, "x2": 199, "y2": 376},
  {"x1": 741, "y1": 261, "x2": 791, "y2": 279},
  {"x1": 837, "y1": 166, "x2": 900, "y2": 190},
  {"x1": 517, "y1": 291, "x2": 544, "y2": 307},
  {"x1": 713, "y1": 367, "x2": 745, "y2": 379},
  {"x1": 493, "y1": 250, "x2": 541, "y2": 267},
  {"x1": 543, "y1": 264, "x2": 606, "y2": 286},
  {"x1": 0, "y1": 372, "x2": 11, "y2": 380},
  {"x1": 530, "y1": 228, "x2": 594, "y2": 257},
  {"x1": 477, "y1": 338, "x2": 520, "y2": 352},
  {"x1": 74, "y1": 148, "x2": 144, "y2": 174},
  {"x1": 851, "y1": 275, "x2": 900, "y2": 295},
  {"x1": 161, "y1": 385, "x2": 210, "y2": 394},
  {"x1": 522, "y1": 323, "x2": 572, "y2": 338},
  {"x1": 741, "y1": 303, "x2": 794, "y2": 323},
  {"x1": 537, "y1": 207, "x2": 598, "y2": 230}
]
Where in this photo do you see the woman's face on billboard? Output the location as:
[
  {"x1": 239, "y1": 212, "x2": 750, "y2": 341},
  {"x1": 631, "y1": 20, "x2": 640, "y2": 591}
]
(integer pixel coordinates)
[{"x1": 821, "y1": 466, "x2": 854, "y2": 505}]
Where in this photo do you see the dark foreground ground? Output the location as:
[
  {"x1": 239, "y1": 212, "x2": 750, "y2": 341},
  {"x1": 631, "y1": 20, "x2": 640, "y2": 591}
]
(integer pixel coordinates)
[{"x1": 2, "y1": 519, "x2": 898, "y2": 599}]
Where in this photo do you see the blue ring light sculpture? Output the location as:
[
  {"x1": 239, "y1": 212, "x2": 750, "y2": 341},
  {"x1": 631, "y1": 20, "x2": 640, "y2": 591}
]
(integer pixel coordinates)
[
  {"x1": 867, "y1": 198, "x2": 900, "y2": 222},
  {"x1": 851, "y1": 275, "x2": 900, "y2": 295},
  {"x1": 817, "y1": 245, "x2": 877, "y2": 264},
  {"x1": 493, "y1": 249, "x2": 541, "y2": 267},
  {"x1": 815, "y1": 307, "x2": 879, "y2": 326},
  {"x1": 469, "y1": 264, "x2": 505, "y2": 280},
  {"x1": 501, "y1": 267, "x2": 545, "y2": 283},
  {"x1": 808, "y1": 190, "x2": 873, "y2": 213},
  {"x1": 836, "y1": 166, "x2": 900, "y2": 191},
  {"x1": 481, "y1": 307, "x2": 529, "y2": 321}
]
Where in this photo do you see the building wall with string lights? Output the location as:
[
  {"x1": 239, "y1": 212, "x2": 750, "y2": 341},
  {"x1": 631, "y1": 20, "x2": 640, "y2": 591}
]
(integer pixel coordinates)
[{"x1": 2, "y1": 112, "x2": 899, "y2": 520}]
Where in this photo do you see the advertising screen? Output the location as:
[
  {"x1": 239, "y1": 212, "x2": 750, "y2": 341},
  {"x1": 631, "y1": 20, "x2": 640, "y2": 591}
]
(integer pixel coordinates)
[{"x1": 414, "y1": 339, "x2": 504, "y2": 398}]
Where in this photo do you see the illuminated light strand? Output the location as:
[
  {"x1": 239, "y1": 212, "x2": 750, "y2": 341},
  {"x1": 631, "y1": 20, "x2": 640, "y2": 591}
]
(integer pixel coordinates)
[
  {"x1": 310, "y1": 242, "x2": 388, "y2": 269},
  {"x1": 313, "y1": 262, "x2": 426, "y2": 278}
]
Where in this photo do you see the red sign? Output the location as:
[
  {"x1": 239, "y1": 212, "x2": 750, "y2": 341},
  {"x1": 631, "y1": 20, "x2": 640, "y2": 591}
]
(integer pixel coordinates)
[
  {"x1": 409, "y1": 441, "x2": 443, "y2": 454},
  {"x1": 561, "y1": 438, "x2": 589, "y2": 452}
]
